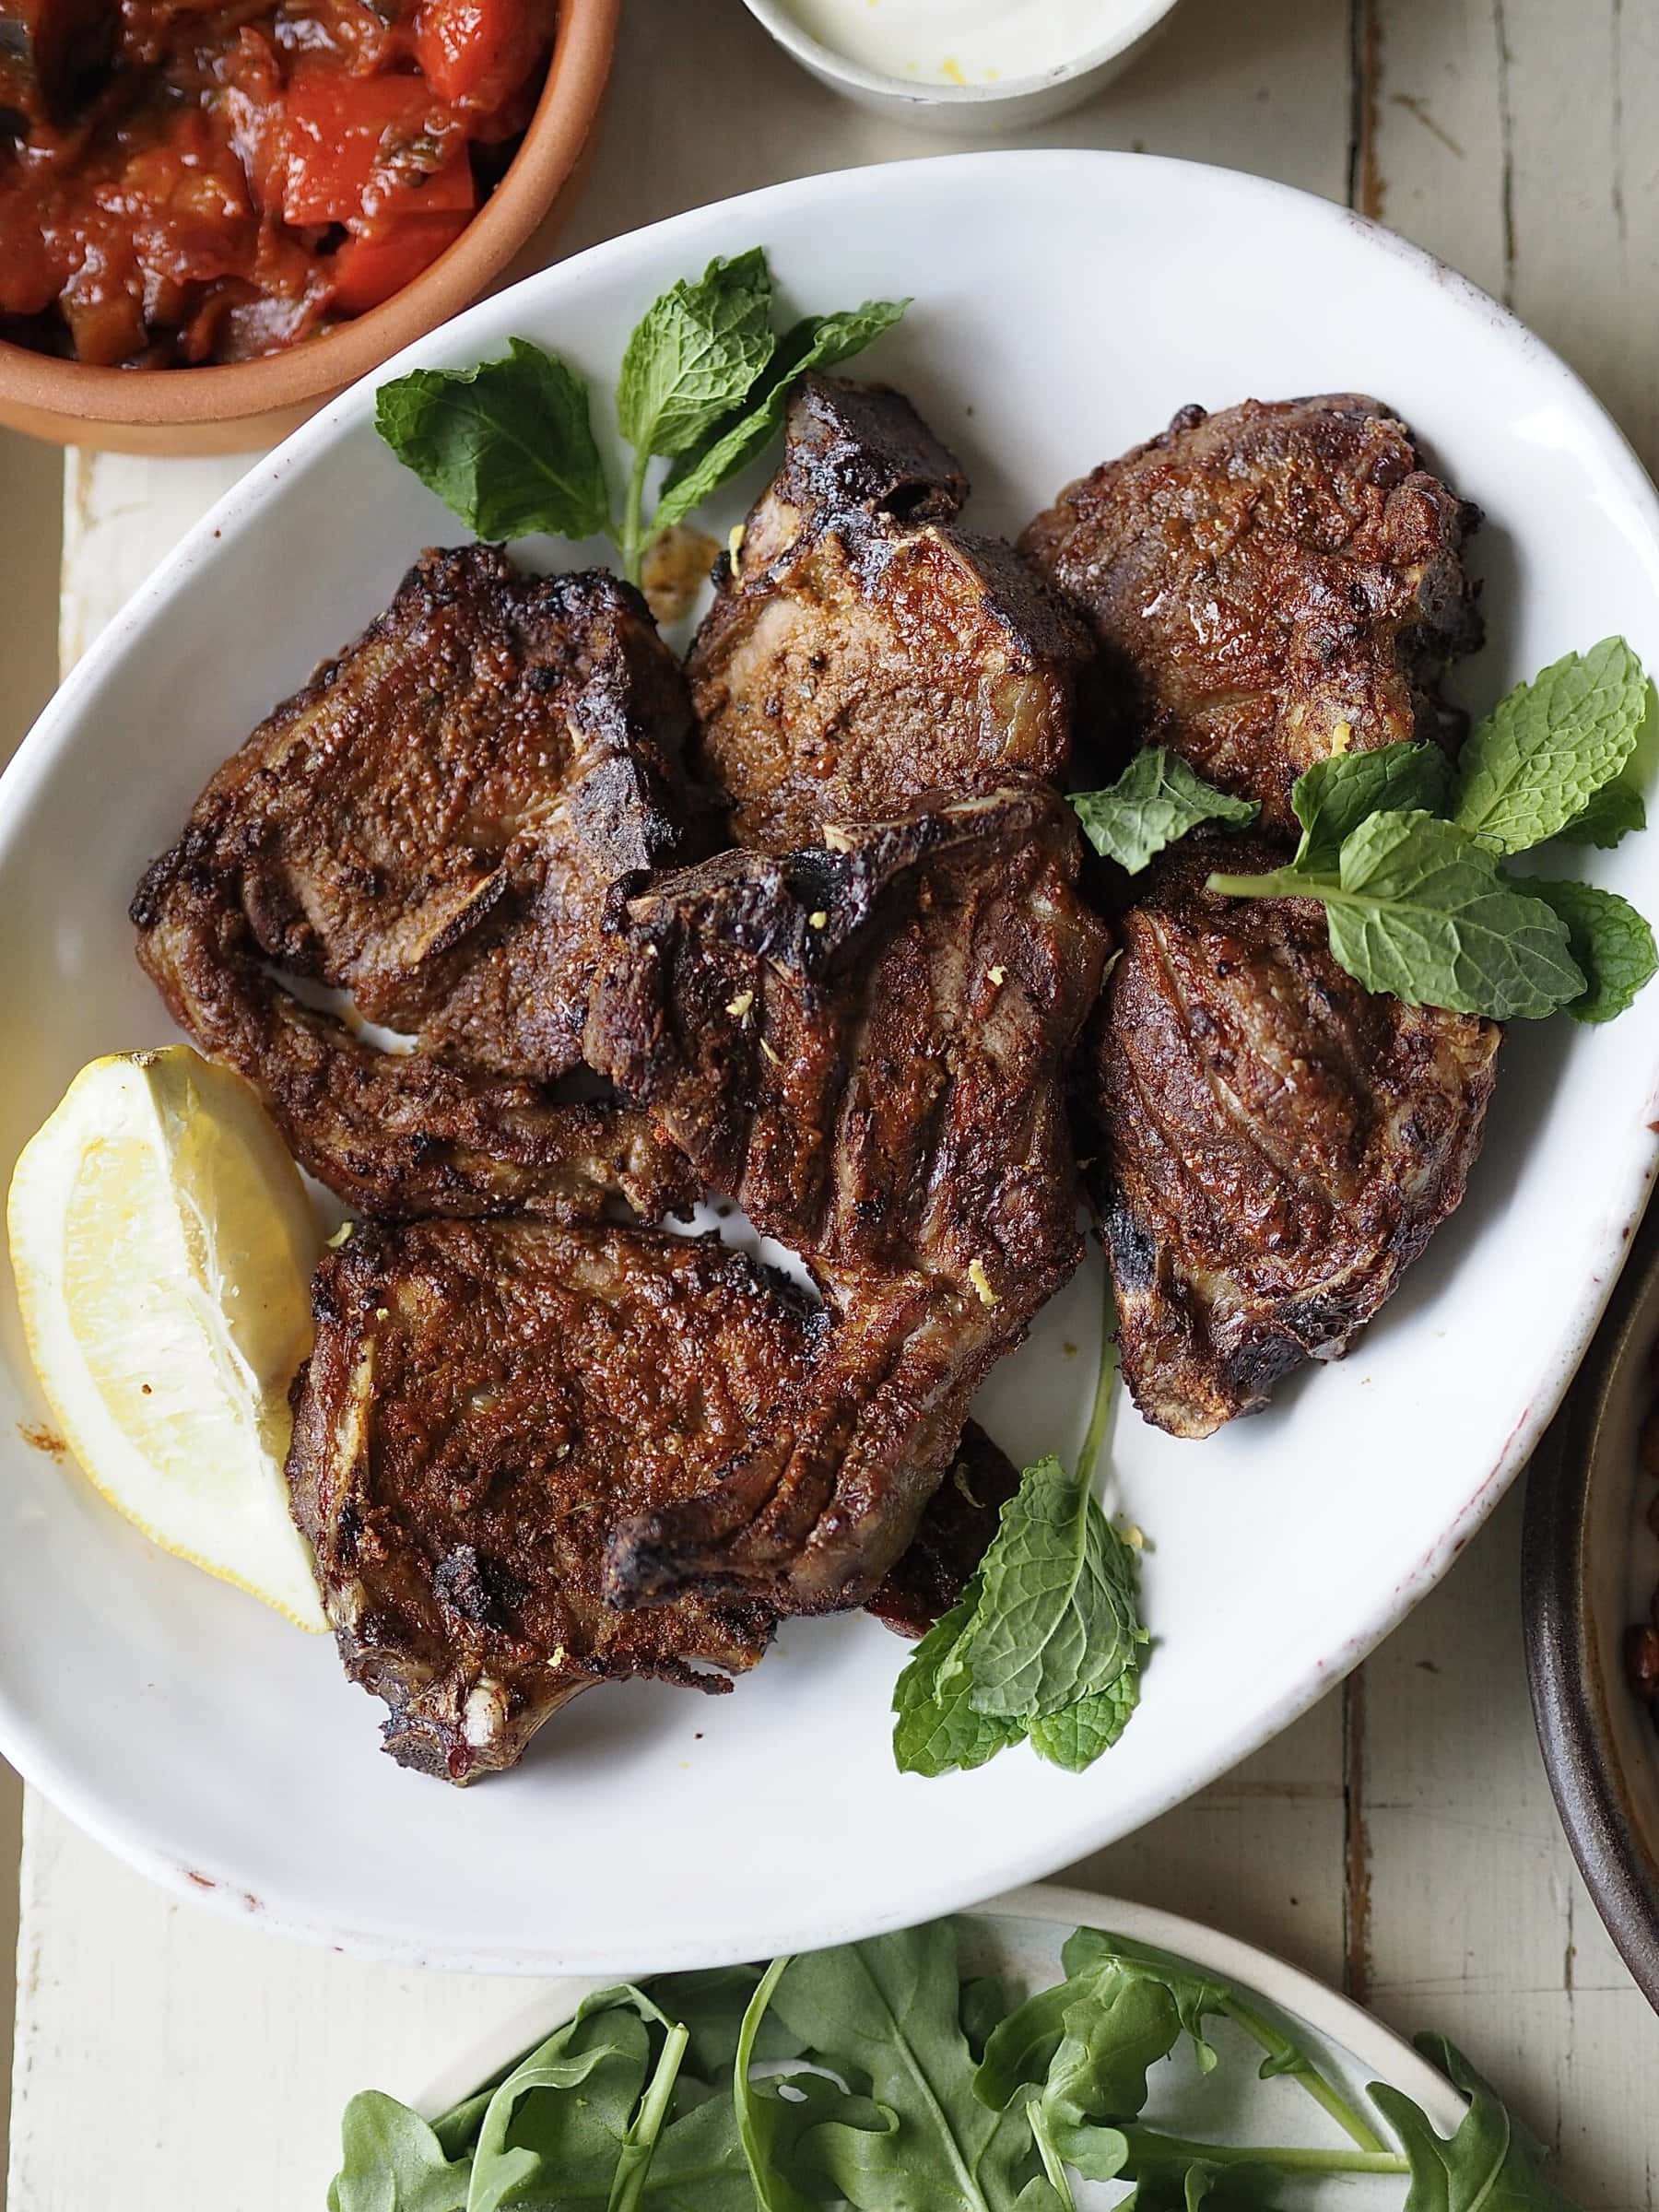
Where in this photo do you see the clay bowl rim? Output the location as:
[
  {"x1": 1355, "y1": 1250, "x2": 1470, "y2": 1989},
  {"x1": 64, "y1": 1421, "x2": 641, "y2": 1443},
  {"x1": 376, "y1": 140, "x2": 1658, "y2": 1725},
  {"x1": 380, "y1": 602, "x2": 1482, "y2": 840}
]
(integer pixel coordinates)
[
  {"x1": 1524, "y1": 1197, "x2": 1659, "y2": 2011},
  {"x1": 0, "y1": 0, "x2": 620, "y2": 436}
]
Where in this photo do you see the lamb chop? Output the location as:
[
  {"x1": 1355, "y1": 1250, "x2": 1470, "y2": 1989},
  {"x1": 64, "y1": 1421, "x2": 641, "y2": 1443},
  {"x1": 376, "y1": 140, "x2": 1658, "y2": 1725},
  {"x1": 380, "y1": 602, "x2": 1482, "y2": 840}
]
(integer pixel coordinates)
[
  {"x1": 686, "y1": 373, "x2": 1093, "y2": 851},
  {"x1": 1079, "y1": 833, "x2": 1500, "y2": 1439},
  {"x1": 132, "y1": 545, "x2": 701, "y2": 1222},
  {"x1": 288, "y1": 1217, "x2": 823, "y2": 1781},
  {"x1": 585, "y1": 784, "x2": 1110, "y2": 1613},
  {"x1": 865, "y1": 1422, "x2": 1022, "y2": 1639},
  {"x1": 1021, "y1": 395, "x2": 1482, "y2": 829}
]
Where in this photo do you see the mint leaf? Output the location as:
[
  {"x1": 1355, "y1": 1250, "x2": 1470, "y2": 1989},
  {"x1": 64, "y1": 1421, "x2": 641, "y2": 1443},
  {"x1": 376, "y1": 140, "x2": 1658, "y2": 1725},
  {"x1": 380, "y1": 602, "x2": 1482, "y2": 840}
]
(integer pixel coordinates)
[
  {"x1": 1030, "y1": 1660, "x2": 1141, "y2": 1771},
  {"x1": 1554, "y1": 779, "x2": 1646, "y2": 848},
  {"x1": 617, "y1": 249, "x2": 776, "y2": 461},
  {"x1": 1070, "y1": 750, "x2": 1258, "y2": 875},
  {"x1": 1452, "y1": 638, "x2": 1649, "y2": 853},
  {"x1": 954, "y1": 1456, "x2": 1145, "y2": 1721},
  {"x1": 656, "y1": 297, "x2": 909, "y2": 530},
  {"x1": 1211, "y1": 812, "x2": 1585, "y2": 1020},
  {"x1": 1525, "y1": 878, "x2": 1657, "y2": 1022},
  {"x1": 1370, "y1": 2035, "x2": 1578, "y2": 2212},
  {"x1": 1323, "y1": 812, "x2": 1584, "y2": 1017},
  {"x1": 892, "y1": 1576, "x2": 1025, "y2": 1777},
  {"x1": 373, "y1": 339, "x2": 612, "y2": 544},
  {"x1": 1289, "y1": 741, "x2": 1453, "y2": 874}
]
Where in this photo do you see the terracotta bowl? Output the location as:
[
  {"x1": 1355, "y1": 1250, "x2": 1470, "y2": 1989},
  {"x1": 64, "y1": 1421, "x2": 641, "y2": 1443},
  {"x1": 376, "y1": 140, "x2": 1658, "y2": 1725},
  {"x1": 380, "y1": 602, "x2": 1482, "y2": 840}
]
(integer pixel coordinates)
[
  {"x1": 1524, "y1": 1197, "x2": 1659, "y2": 2009},
  {"x1": 0, "y1": 0, "x2": 619, "y2": 455}
]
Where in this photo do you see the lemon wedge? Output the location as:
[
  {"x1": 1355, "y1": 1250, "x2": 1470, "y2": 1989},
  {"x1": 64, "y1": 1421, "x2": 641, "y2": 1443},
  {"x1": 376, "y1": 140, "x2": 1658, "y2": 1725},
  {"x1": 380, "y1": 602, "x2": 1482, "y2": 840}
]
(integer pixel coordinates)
[{"x1": 8, "y1": 1047, "x2": 327, "y2": 1630}]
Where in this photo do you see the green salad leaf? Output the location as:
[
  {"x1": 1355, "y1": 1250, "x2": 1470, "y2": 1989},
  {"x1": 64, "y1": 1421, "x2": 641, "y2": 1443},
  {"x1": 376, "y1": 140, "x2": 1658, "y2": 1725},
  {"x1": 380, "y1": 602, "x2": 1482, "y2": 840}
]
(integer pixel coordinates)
[
  {"x1": 329, "y1": 2093, "x2": 472, "y2": 2212},
  {"x1": 1070, "y1": 750, "x2": 1259, "y2": 875},
  {"x1": 1524, "y1": 877, "x2": 1658, "y2": 1022},
  {"x1": 1451, "y1": 639, "x2": 1650, "y2": 853},
  {"x1": 374, "y1": 338, "x2": 612, "y2": 545},
  {"x1": 1371, "y1": 2037, "x2": 1579, "y2": 2212}
]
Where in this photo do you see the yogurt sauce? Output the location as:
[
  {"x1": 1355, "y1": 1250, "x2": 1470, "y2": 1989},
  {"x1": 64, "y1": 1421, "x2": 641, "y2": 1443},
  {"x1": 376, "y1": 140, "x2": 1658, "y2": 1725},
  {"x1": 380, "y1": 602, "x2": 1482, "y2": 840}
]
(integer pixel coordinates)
[{"x1": 782, "y1": 0, "x2": 1130, "y2": 87}]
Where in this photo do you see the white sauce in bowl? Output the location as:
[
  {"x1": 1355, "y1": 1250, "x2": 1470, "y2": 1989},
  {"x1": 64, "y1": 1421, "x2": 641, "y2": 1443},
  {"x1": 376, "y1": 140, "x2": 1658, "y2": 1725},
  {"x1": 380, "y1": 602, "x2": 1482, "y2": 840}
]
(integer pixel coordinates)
[{"x1": 782, "y1": 0, "x2": 1134, "y2": 87}]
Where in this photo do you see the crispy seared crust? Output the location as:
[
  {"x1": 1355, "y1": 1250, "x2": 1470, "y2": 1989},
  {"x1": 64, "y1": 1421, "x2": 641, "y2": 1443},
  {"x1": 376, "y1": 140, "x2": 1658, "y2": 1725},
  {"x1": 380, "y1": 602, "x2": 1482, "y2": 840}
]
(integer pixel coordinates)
[
  {"x1": 687, "y1": 374, "x2": 1092, "y2": 851},
  {"x1": 288, "y1": 1218, "x2": 822, "y2": 1783},
  {"x1": 1081, "y1": 833, "x2": 1500, "y2": 1438},
  {"x1": 586, "y1": 786, "x2": 1109, "y2": 1611},
  {"x1": 865, "y1": 1421, "x2": 1021, "y2": 1639},
  {"x1": 132, "y1": 545, "x2": 701, "y2": 1222},
  {"x1": 1022, "y1": 395, "x2": 1482, "y2": 828}
]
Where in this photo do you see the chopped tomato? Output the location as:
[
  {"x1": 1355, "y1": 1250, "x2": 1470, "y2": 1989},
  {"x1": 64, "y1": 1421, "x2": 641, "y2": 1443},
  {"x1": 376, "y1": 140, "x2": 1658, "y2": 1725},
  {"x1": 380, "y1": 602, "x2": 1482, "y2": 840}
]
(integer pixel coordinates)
[
  {"x1": 328, "y1": 204, "x2": 470, "y2": 312},
  {"x1": 413, "y1": 0, "x2": 546, "y2": 112},
  {"x1": 281, "y1": 61, "x2": 461, "y2": 228}
]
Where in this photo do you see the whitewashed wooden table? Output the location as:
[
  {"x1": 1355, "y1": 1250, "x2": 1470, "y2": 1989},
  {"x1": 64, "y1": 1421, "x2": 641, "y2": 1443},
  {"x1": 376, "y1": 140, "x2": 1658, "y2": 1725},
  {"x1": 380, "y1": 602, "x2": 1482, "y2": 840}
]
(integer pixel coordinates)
[{"x1": 10, "y1": 2, "x2": 1659, "y2": 2205}]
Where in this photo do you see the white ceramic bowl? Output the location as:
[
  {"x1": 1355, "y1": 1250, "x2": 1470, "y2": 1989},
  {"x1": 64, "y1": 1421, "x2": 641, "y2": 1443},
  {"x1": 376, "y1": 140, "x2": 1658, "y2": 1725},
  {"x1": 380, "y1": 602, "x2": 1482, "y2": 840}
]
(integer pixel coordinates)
[
  {"x1": 738, "y1": 0, "x2": 1183, "y2": 130},
  {"x1": 4, "y1": 151, "x2": 1659, "y2": 1975}
]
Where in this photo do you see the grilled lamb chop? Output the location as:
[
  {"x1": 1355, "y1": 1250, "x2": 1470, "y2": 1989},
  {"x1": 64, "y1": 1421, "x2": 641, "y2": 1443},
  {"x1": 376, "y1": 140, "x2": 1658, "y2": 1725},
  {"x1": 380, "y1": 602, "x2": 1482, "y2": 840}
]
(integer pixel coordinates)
[
  {"x1": 288, "y1": 1217, "x2": 823, "y2": 1782},
  {"x1": 1022, "y1": 395, "x2": 1482, "y2": 828},
  {"x1": 132, "y1": 546, "x2": 700, "y2": 1222},
  {"x1": 865, "y1": 1422, "x2": 1022, "y2": 1638},
  {"x1": 686, "y1": 374, "x2": 1093, "y2": 850},
  {"x1": 585, "y1": 784, "x2": 1109, "y2": 1612},
  {"x1": 1080, "y1": 833, "x2": 1500, "y2": 1439}
]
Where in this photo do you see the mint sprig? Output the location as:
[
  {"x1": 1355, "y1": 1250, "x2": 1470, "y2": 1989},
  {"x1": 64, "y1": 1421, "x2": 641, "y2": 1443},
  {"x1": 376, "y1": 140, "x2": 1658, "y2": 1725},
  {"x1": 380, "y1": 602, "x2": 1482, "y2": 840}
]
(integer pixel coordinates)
[
  {"x1": 1452, "y1": 637, "x2": 1650, "y2": 853},
  {"x1": 1071, "y1": 750, "x2": 1258, "y2": 874},
  {"x1": 892, "y1": 1281, "x2": 1147, "y2": 1778},
  {"x1": 374, "y1": 249, "x2": 907, "y2": 585}
]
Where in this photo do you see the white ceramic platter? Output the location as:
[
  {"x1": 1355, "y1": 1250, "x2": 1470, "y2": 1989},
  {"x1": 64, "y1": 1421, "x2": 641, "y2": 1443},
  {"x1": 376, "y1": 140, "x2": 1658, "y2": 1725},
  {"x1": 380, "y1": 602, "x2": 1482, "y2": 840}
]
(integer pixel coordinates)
[
  {"x1": 408, "y1": 1885, "x2": 1466, "y2": 2189},
  {"x1": 4, "y1": 151, "x2": 1659, "y2": 1973}
]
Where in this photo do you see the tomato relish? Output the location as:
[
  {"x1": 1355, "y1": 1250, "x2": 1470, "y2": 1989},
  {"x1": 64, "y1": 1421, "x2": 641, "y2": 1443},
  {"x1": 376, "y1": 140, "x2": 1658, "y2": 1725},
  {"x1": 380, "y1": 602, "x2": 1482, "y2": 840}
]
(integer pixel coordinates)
[{"x1": 0, "y1": 0, "x2": 554, "y2": 366}]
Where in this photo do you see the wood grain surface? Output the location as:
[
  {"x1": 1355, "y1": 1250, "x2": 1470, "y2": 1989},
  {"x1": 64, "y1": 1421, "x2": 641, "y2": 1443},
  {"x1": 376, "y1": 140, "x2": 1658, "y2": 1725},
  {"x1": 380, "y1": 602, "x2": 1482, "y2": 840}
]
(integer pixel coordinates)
[{"x1": 9, "y1": 2, "x2": 1659, "y2": 2205}]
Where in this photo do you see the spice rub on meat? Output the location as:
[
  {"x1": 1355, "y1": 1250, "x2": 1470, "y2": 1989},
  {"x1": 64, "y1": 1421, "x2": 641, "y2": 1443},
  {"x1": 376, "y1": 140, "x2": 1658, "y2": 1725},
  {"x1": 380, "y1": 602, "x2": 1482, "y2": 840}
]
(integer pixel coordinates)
[
  {"x1": 585, "y1": 785, "x2": 1110, "y2": 1613},
  {"x1": 131, "y1": 545, "x2": 700, "y2": 1222},
  {"x1": 686, "y1": 373, "x2": 1093, "y2": 851},
  {"x1": 1079, "y1": 833, "x2": 1500, "y2": 1440},
  {"x1": 288, "y1": 1218, "x2": 823, "y2": 1782},
  {"x1": 1022, "y1": 395, "x2": 1482, "y2": 829}
]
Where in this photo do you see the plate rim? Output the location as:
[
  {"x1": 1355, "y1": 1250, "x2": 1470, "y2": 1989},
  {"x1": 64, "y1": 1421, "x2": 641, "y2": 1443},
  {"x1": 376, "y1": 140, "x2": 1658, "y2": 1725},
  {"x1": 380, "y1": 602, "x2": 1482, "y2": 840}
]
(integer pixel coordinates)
[{"x1": 6, "y1": 147, "x2": 1659, "y2": 1971}]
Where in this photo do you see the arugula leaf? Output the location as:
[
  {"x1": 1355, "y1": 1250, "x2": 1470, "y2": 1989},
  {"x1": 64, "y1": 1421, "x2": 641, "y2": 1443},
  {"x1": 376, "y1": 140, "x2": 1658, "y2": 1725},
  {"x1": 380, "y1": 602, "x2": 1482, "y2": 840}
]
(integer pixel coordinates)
[
  {"x1": 1288, "y1": 742, "x2": 1454, "y2": 874},
  {"x1": 1029, "y1": 1656, "x2": 1140, "y2": 1771},
  {"x1": 773, "y1": 1922, "x2": 1049, "y2": 2212},
  {"x1": 1209, "y1": 811, "x2": 1585, "y2": 1019},
  {"x1": 1524, "y1": 878, "x2": 1658, "y2": 1022},
  {"x1": 1370, "y1": 2035, "x2": 1578, "y2": 2212},
  {"x1": 951, "y1": 1456, "x2": 1145, "y2": 1720},
  {"x1": 1452, "y1": 638, "x2": 1649, "y2": 853},
  {"x1": 734, "y1": 1958, "x2": 819, "y2": 2212},
  {"x1": 329, "y1": 2093, "x2": 472, "y2": 2212},
  {"x1": 1554, "y1": 778, "x2": 1647, "y2": 848},
  {"x1": 656, "y1": 298, "x2": 909, "y2": 530},
  {"x1": 374, "y1": 339, "x2": 613, "y2": 544},
  {"x1": 892, "y1": 1575, "x2": 1027, "y2": 1777},
  {"x1": 653, "y1": 1964, "x2": 803, "y2": 2079},
  {"x1": 1070, "y1": 750, "x2": 1259, "y2": 875},
  {"x1": 617, "y1": 249, "x2": 776, "y2": 461},
  {"x1": 1122, "y1": 2158, "x2": 1288, "y2": 2212}
]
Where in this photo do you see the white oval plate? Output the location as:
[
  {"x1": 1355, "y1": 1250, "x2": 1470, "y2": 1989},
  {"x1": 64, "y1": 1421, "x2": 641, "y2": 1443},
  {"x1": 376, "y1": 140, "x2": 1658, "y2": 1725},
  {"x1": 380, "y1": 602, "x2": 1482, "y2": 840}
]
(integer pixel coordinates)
[
  {"x1": 4, "y1": 150, "x2": 1659, "y2": 1974},
  {"x1": 409, "y1": 1884, "x2": 1465, "y2": 2183}
]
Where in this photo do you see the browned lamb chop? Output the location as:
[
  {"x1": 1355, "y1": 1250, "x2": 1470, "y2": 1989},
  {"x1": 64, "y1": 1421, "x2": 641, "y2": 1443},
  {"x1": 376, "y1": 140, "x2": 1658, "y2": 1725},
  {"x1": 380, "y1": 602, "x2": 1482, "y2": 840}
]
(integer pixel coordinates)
[
  {"x1": 131, "y1": 545, "x2": 701, "y2": 1223},
  {"x1": 288, "y1": 1217, "x2": 824, "y2": 1782},
  {"x1": 686, "y1": 373, "x2": 1093, "y2": 851},
  {"x1": 585, "y1": 784, "x2": 1110, "y2": 1614},
  {"x1": 1078, "y1": 833, "x2": 1500, "y2": 1439},
  {"x1": 1021, "y1": 394, "x2": 1482, "y2": 828}
]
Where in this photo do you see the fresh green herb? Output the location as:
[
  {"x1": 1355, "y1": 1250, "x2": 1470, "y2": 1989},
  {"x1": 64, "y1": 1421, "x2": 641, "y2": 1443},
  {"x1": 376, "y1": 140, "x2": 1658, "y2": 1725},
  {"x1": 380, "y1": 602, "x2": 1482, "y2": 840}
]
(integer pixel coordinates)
[
  {"x1": 891, "y1": 1278, "x2": 1147, "y2": 1776},
  {"x1": 375, "y1": 250, "x2": 906, "y2": 585},
  {"x1": 1524, "y1": 877, "x2": 1658, "y2": 1022},
  {"x1": 330, "y1": 1923, "x2": 1585, "y2": 2212},
  {"x1": 1207, "y1": 810, "x2": 1586, "y2": 1019},
  {"x1": 1450, "y1": 639, "x2": 1650, "y2": 854},
  {"x1": 1554, "y1": 777, "x2": 1647, "y2": 849},
  {"x1": 1371, "y1": 2035, "x2": 1580, "y2": 2212},
  {"x1": 1287, "y1": 741, "x2": 1454, "y2": 875},
  {"x1": 1070, "y1": 750, "x2": 1259, "y2": 874}
]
